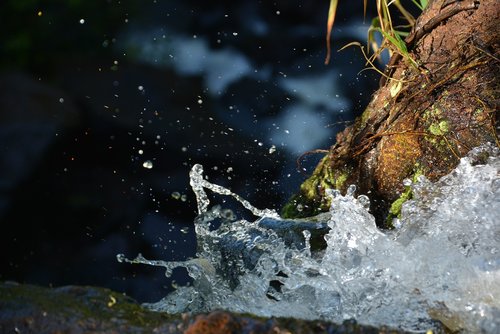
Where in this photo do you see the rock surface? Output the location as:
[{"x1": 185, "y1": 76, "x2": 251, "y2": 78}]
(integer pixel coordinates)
[{"x1": 0, "y1": 281, "x2": 417, "y2": 334}]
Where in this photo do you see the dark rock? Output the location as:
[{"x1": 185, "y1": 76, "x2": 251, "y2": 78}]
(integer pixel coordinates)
[{"x1": 0, "y1": 281, "x2": 418, "y2": 334}]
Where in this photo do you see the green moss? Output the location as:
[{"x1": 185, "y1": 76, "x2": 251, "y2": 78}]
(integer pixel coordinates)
[
  {"x1": 282, "y1": 159, "x2": 352, "y2": 219},
  {"x1": 428, "y1": 120, "x2": 449, "y2": 136},
  {"x1": 423, "y1": 104, "x2": 443, "y2": 121},
  {"x1": 281, "y1": 194, "x2": 313, "y2": 218},
  {"x1": 335, "y1": 173, "x2": 348, "y2": 189},
  {"x1": 384, "y1": 168, "x2": 424, "y2": 228},
  {"x1": 387, "y1": 191, "x2": 411, "y2": 221},
  {"x1": 359, "y1": 109, "x2": 371, "y2": 128},
  {"x1": 0, "y1": 282, "x2": 176, "y2": 328}
]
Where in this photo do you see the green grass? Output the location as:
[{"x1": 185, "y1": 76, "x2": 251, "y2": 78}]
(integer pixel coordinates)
[{"x1": 325, "y1": 0, "x2": 428, "y2": 69}]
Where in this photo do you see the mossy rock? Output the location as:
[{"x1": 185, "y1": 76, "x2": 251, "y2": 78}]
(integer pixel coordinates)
[
  {"x1": 0, "y1": 281, "x2": 422, "y2": 333},
  {"x1": 282, "y1": 0, "x2": 499, "y2": 227}
]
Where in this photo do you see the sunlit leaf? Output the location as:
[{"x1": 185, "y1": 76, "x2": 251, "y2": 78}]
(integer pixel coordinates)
[
  {"x1": 324, "y1": 0, "x2": 339, "y2": 65},
  {"x1": 380, "y1": 29, "x2": 418, "y2": 68}
]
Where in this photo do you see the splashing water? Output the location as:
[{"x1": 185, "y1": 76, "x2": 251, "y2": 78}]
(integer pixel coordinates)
[{"x1": 118, "y1": 144, "x2": 500, "y2": 332}]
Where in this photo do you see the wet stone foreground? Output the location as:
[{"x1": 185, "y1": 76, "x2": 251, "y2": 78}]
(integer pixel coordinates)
[{"x1": 0, "y1": 281, "x2": 428, "y2": 334}]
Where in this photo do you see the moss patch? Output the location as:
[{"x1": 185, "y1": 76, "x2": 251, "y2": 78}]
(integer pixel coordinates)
[
  {"x1": 385, "y1": 168, "x2": 424, "y2": 228},
  {"x1": 281, "y1": 157, "x2": 353, "y2": 219},
  {"x1": 428, "y1": 120, "x2": 449, "y2": 136}
]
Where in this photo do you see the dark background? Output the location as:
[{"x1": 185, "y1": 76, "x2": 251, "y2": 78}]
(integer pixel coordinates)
[{"x1": 0, "y1": 0, "x2": 393, "y2": 302}]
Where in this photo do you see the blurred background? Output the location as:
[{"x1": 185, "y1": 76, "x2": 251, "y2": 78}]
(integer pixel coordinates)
[{"x1": 0, "y1": 0, "x2": 384, "y2": 302}]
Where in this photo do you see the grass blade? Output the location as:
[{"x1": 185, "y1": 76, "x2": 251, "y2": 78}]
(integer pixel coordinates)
[{"x1": 325, "y1": 0, "x2": 339, "y2": 65}]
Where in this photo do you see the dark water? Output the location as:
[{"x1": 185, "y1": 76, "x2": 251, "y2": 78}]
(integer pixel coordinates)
[{"x1": 0, "y1": 0, "x2": 384, "y2": 301}]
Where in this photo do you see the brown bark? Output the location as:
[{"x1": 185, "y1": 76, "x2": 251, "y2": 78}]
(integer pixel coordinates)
[{"x1": 283, "y1": 0, "x2": 499, "y2": 226}]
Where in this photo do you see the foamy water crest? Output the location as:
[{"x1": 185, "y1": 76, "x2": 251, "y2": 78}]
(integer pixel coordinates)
[{"x1": 118, "y1": 144, "x2": 500, "y2": 332}]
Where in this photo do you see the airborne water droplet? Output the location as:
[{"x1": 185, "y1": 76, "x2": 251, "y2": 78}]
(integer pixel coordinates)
[{"x1": 142, "y1": 160, "x2": 153, "y2": 169}]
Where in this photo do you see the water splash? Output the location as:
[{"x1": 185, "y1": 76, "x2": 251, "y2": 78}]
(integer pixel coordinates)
[
  {"x1": 189, "y1": 163, "x2": 279, "y2": 218},
  {"x1": 118, "y1": 144, "x2": 500, "y2": 332}
]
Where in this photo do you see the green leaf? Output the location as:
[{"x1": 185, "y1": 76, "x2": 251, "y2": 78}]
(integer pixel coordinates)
[{"x1": 410, "y1": 0, "x2": 424, "y2": 11}]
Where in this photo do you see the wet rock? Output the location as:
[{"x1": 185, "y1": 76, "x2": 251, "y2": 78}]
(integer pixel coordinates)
[
  {"x1": 0, "y1": 281, "x2": 416, "y2": 334},
  {"x1": 283, "y1": 0, "x2": 500, "y2": 226}
]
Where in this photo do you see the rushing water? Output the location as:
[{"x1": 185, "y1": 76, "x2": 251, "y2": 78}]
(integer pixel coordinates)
[{"x1": 118, "y1": 144, "x2": 500, "y2": 332}]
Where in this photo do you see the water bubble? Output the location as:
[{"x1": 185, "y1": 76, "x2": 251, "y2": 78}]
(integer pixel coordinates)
[
  {"x1": 326, "y1": 188, "x2": 341, "y2": 199},
  {"x1": 357, "y1": 195, "x2": 370, "y2": 209},
  {"x1": 346, "y1": 184, "x2": 357, "y2": 197}
]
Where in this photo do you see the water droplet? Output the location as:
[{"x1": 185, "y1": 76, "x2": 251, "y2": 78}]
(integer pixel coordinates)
[
  {"x1": 346, "y1": 184, "x2": 357, "y2": 197},
  {"x1": 171, "y1": 192, "x2": 181, "y2": 200},
  {"x1": 79, "y1": 19, "x2": 85, "y2": 24},
  {"x1": 142, "y1": 160, "x2": 153, "y2": 169},
  {"x1": 357, "y1": 195, "x2": 370, "y2": 209}
]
